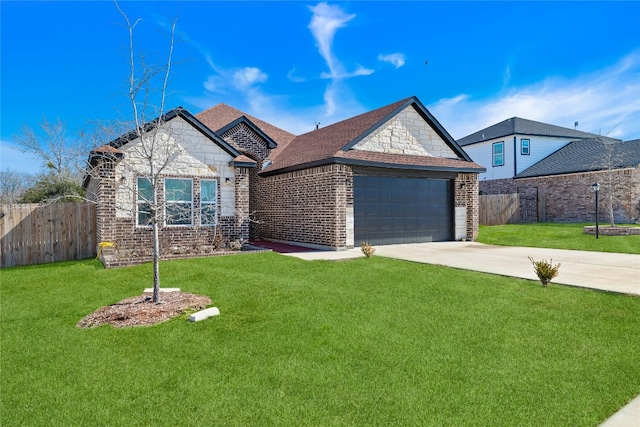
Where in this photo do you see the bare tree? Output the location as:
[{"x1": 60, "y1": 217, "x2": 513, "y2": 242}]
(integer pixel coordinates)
[
  {"x1": 0, "y1": 169, "x2": 33, "y2": 204},
  {"x1": 14, "y1": 118, "x2": 86, "y2": 179},
  {"x1": 113, "y1": 1, "x2": 179, "y2": 303},
  {"x1": 595, "y1": 137, "x2": 626, "y2": 227},
  {"x1": 11, "y1": 117, "x2": 91, "y2": 204}
]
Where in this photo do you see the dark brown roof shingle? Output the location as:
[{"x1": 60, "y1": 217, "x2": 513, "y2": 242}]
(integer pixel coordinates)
[
  {"x1": 196, "y1": 104, "x2": 296, "y2": 152},
  {"x1": 262, "y1": 98, "x2": 412, "y2": 173}
]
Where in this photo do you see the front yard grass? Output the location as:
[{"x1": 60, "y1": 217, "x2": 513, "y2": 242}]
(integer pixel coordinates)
[
  {"x1": 478, "y1": 222, "x2": 640, "y2": 254},
  {"x1": 2, "y1": 253, "x2": 640, "y2": 426}
]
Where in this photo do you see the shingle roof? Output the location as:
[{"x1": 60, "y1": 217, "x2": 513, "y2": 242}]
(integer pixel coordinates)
[
  {"x1": 457, "y1": 117, "x2": 602, "y2": 147},
  {"x1": 516, "y1": 138, "x2": 640, "y2": 178},
  {"x1": 196, "y1": 104, "x2": 296, "y2": 152},
  {"x1": 261, "y1": 96, "x2": 482, "y2": 175}
]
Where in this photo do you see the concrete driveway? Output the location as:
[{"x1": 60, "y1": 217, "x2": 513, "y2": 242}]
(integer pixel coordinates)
[{"x1": 286, "y1": 242, "x2": 640, "y2": 296}]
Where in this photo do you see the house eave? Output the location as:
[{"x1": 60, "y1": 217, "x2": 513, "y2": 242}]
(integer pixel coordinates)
[
  {"x1": 229, "y1": 161, "x2": 258, "y2": 168},
  {"x1": 260, "y1": 157, "x2": 485, "y2": 177}
]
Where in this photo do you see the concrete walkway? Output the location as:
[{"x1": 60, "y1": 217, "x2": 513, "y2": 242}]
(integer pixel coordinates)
[{"x1": 284, "y1": 242, "x2": 640, "y2": 426}]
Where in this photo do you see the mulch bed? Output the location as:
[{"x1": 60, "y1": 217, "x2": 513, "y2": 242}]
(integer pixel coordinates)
[{"x1": 77, "y1": 291, "x2": 212, "y2": 328}]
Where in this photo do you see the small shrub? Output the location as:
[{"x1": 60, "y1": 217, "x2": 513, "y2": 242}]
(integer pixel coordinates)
[
  {"x1": 528, "y1": 257, "x2": 561, "y2": 287},
  {"x1": 360, "y1": 241, "x2": 375, "y2": 258}
]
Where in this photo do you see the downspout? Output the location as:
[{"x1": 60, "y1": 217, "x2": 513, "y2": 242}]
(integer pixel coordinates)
[{"x1": 513, "y1": 136, "x2": 517, "y2": 177}]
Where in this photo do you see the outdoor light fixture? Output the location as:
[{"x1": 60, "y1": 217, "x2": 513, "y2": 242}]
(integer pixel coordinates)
[
  {"x1": 120, "y1": 176, "x2": 127, "y2": 184},
  {"x1": 592, "y1": 182, "x2": 600, "y2": 239}
]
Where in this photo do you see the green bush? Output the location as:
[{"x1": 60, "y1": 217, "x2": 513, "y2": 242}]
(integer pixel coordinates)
[
  {"x1": 20, "y1": 174, "x2": 84, "y2": 203},
  {"x1": 528, "y1": 257, "x2": 561, "y2": 287}
]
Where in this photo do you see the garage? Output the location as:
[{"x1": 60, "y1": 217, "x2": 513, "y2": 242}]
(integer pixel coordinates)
[{"x1": 353, "y1": 173, "x2": 454, "y2": 245}]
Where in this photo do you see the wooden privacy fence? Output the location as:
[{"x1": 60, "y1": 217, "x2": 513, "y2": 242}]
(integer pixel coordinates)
[
  {"x1": 479, "y1": 194, "x2": 520, "y2": 226},
  {"x1": 0, "y1": 203, "x2": 96, "y2": 268}
]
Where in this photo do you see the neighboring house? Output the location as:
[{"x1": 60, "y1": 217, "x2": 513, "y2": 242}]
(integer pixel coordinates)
[
  {"x1": 458, "y1": 117, "x2": 603, "y2": 181},
  {"x1": 85, "y1": 96, "x2": 485, "y2": 265},
  {"x1": 458, "y1": 118, "x2": 640, "y2": 223}
]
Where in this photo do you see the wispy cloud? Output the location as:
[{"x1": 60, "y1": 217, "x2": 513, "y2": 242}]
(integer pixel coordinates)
[
  {"x1": 233, "y1": 67, "x2": 268, "y2": 89},
  {"x1": 287, "y1": 68, "x2": 306, "y2": 83},
  {"x1": 181, "y1": 3, "x2": 392, "y2": 134},
  {"x1": 307, "y1": 2, "x2": 354, "y2": 79},
  {"x1": 307, "y1": 2, "x2": 373, "y2": 117},
  {"x1": 431, "y1": 50, "x2": 640, "y2": 141},
  {"x1": 378, "y1": 53, "x2": 406, "y2": 69}
]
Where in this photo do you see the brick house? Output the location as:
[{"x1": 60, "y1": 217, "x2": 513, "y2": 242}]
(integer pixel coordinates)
[
  {"x1": 458, "y1": 118, "x2": 640, "y2": 223},
  {"x1": 85, "y1": 96, "x2": 484, "y2": 263}
]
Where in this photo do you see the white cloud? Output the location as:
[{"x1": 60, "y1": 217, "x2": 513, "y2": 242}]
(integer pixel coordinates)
[
  {"x1": 183, "y1": 3, "x2": 373, "y2": 135},
  {"x1": 308, "y1": 2, "x2": 355, "y2": 79},
  {"x1": 233, "y1": 67, "x2": 268, "y2": 89},
  {"x1": 378, "y1": 53, "x2": 406, "y2": 69},
  {"x1": 320, "y1": 65, "x2": 375, "y2": 80},
  {"x1": 287, "y1": 68, "x2": 306, "y2": 83},
  {"x1": 306, "y1": 2, "x2": 373, "y2": 119},
  {"x1": 430, "y1": 50, "x2": 640, "y2": 142}
]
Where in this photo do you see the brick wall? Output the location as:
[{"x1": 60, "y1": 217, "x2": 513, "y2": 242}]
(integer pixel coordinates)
[
  {"x1": 479, "y1": 168, "x2": 640, "y2": 223},
  {"x1": 255, "y1": 164, "x2": 353, "y2": 249},
  {"x1": 220, "y1": 122, "x2": 270, "y2": 161},
  {"x1": 454, "y1": 173, "x2": 480, "y2": 240},
  {"x1": 254, "y1": 165, "x2": 481, "y2": 249}
]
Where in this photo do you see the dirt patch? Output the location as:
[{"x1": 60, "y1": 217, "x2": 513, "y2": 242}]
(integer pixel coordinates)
[{"x1": 77, "y1": 292, "x2": 212, "y2": 328}]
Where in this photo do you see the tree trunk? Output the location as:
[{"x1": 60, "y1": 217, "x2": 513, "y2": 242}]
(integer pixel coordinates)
[{"x1": 152, "y1": 219, "x2": 161, "y2": 303}]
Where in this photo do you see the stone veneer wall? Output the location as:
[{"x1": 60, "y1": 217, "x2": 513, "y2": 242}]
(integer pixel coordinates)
[
  {"x1": 454, "y1": 173, "x2": 480, "y2": 240},
  {"x1": 255, "y1": 164, "x2": 352, "y2": 249},
  {"x1": 479, "y1": 168, "x2": 640, "y2": 223},
  {"x1": 353, "y1": 106, "x2": 456, "y2": 158}
]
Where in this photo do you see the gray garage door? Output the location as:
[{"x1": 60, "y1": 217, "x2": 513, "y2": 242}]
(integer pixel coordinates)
[{"x1": 354, "y1": 175, "x2": 453, "y2": 245}]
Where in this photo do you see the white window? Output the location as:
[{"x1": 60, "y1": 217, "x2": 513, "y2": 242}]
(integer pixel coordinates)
[
  {"x1": 200, "y1": 179, "x2": 218, "y2": 226},
  {"x1": 164, "y1": 178, "x2": 193, "y2": 226},
  {"x1": 136, "y1": 177, "x2": 153, "y2": 227},
  {"x1": 521, "y1": 139, "x2": 530, "y2": 155},
  {"x1": 492, "y1": 142, "x2": 504, "y2": 167}
]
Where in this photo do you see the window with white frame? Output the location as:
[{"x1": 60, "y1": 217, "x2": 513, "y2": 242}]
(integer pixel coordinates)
[
  {"x1": 492, "y1": 142, "x2": 504, "y2": 166},
  {"x1": 521, "y1": 138, "x2": 530, "y2": 155},
  {"x1": 164, "y1": 178, "x2": 193, "y2": 226},
  {"x1": 136, "y1": 177, "x2": 153, "y2": 227},
  {"x1": 200, "y1": 179, "x2": 218, "y2": 226}
]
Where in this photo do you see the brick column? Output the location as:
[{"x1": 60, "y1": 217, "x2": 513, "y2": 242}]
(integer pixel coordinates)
[{"x1": 234, "y1": 167, "x2": 250, "y2": 241}]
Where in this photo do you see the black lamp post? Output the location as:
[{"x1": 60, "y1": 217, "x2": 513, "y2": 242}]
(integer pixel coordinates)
[{"x1": 592, "y1": 182, "x2": 600, "y2": 239}]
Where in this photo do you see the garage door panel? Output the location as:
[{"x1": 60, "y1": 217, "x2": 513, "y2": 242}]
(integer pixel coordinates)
[{"x1": 354, "y1": 175, "x2": 453, "y2": 246}]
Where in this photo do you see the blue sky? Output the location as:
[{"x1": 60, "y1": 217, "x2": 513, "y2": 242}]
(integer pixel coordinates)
[{"x1": 2, "y1": 1, "x2": 639, "y2": 175}]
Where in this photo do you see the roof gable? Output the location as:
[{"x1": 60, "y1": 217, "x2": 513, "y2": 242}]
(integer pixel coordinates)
[
  {"x1": 95, "y1": 107, "x2": 242, "y2": 158},
  {"x1": 516, "y1": 137, "x2": 640, "y2": 178},
  {"x1": 196, "y1": 104, "x2": 295, "y2": 149},
  {"x1": 216, "y1": 116, "x2": 278, "y2": 149},
  {"x1": 458, "y1": 117, "x2": 603, "y2": 147},
  {"x1": 262, "y1": 96, "x2": 475, "y2": 175},
  {"x1": 350, "y1": 104, "x2": 457, "y2": 159}
]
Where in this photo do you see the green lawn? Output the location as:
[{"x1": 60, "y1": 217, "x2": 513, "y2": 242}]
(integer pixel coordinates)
[
  {"x1": 2, "y1": 253, "x2": 640, "y2": 426},
  {"x1": 478, "y1": 222, "x2": 640, "y2": 254}
]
